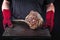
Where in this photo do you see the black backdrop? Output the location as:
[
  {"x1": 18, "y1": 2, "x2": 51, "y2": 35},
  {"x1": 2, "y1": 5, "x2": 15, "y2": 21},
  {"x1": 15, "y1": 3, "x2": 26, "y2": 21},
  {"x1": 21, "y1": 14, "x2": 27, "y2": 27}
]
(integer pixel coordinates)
[
  {"x1": 51, "y1": 0, "x2": 60, "y2": 39},
  {"x1": 0, "y1": 0, "x2": 60, "y2": 38},
  {"x1": 0, "y1": 0, "x2": 4, "y2": 36}
]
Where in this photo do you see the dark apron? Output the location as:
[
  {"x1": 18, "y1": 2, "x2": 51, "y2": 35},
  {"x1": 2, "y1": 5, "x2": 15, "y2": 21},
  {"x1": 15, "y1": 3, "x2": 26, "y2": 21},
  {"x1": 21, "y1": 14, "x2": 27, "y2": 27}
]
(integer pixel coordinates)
[{"x1": 10, "y1": 0, "x2": 45, "y2": 21}]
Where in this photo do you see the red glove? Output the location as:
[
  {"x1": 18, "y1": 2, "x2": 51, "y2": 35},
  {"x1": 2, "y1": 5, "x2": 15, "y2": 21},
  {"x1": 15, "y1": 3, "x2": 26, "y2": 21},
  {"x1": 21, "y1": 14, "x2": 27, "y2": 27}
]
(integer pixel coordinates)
[
  {"x1": 46, "y1": 11, "x2": 54, "y2": 32},
  {"x1": 2, "y1": 9, "x2": 13, "y2": 30}
]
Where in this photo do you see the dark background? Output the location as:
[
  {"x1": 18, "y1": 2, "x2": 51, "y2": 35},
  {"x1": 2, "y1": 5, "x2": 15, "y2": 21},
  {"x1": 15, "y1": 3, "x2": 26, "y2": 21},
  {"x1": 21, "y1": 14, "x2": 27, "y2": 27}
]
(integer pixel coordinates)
[
  {"x1": 0, "y1": 0, "x2": 60, "y2": 39},
  {"x1": 51, "y1": 0, "x2": 60, "y2": 39},
  {"x1": 0, "y1": 0, "x2": 4, "y2": 36}
]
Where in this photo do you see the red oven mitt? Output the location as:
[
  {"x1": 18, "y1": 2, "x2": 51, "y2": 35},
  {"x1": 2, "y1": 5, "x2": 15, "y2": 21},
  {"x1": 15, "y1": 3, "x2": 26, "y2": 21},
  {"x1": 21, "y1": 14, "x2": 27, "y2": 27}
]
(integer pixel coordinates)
[
  {"x1": 2, "y1": 9, "x2": 13, "y2": 30},
  {"x1": 46, "y1": 11, "x2": 54, "y2": 32}
]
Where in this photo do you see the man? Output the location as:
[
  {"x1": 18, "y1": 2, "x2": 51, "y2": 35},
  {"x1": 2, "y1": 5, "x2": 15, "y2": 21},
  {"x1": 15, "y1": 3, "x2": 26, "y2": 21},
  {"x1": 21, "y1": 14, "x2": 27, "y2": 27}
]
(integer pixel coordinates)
[{"x1": 2, "y1": 0, "x2": 55, "y2": 32}]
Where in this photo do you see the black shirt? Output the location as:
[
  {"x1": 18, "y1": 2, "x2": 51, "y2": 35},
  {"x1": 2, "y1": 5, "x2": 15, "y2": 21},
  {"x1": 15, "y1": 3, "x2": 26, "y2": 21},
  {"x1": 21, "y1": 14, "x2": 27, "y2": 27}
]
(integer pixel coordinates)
[{"x1": 10, "y1": 0, "x2": 54, "y2": 21}]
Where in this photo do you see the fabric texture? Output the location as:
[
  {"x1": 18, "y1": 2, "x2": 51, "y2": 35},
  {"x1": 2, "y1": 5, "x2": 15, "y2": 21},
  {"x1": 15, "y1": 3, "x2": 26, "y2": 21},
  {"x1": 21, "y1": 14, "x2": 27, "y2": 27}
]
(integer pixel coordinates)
[
  {"x1": 11, "y1": 0, "x2": 54, "y2": 21},
  {"x1": 46, "y1": 11, "x2": 54, "y2": 32},
  {"x1": 2, "y1": 9, "x2": 12, "y2": 30}
]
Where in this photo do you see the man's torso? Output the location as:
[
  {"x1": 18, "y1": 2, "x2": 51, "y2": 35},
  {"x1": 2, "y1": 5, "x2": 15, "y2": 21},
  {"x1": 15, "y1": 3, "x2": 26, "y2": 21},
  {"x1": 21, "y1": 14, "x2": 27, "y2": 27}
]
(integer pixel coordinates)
[{"x1": 11, "y1": 0, "x2": 45, "y2": 20}]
